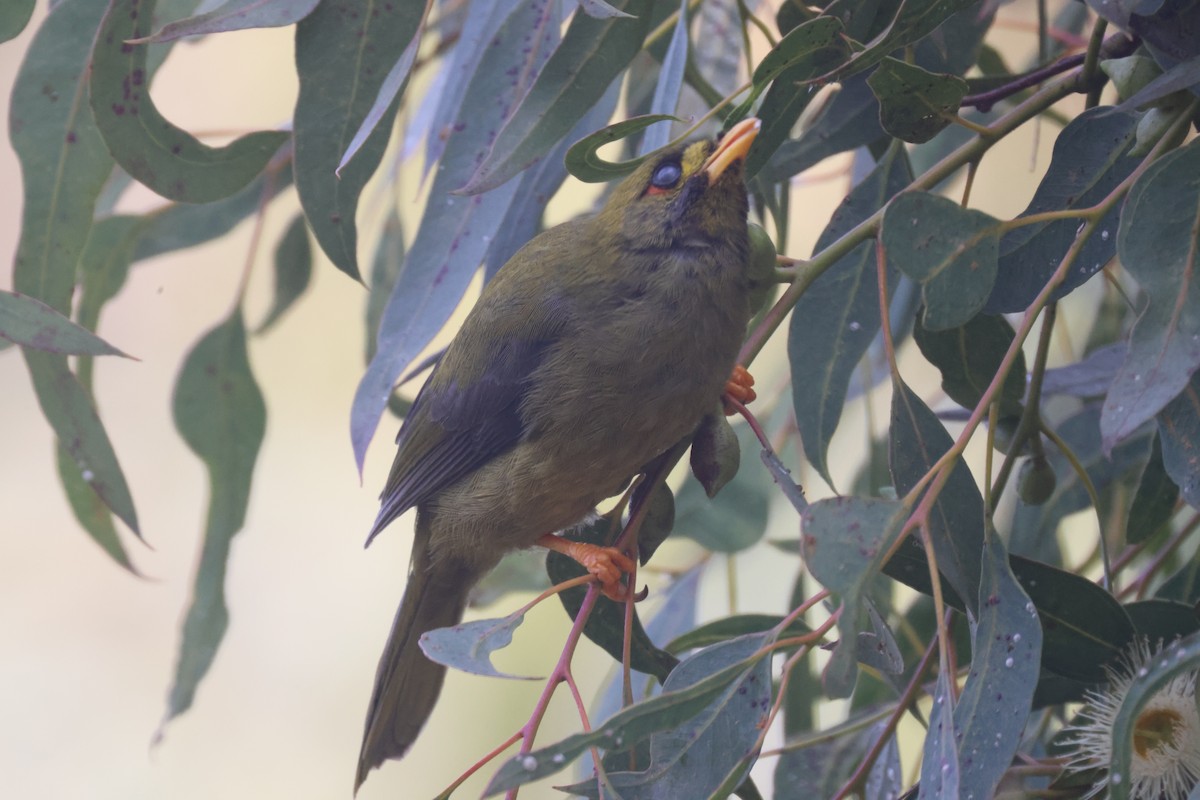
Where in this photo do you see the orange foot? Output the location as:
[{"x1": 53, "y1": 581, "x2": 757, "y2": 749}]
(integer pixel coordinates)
[
  {"x1": 537, "y1": 534, "x2": 636, "y2": 601},
  {"x1": 722, "y1": 364, "x2": 757, "y2": 415}
]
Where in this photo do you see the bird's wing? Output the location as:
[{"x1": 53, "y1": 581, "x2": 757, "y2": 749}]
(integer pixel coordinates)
[{"x1": 365, "y1": 331, "x2": 556, "y2": 545}]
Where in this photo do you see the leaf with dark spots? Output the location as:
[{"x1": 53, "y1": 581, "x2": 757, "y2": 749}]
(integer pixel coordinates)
[
  {"x1": 133, "y1": 0, "x2": 322, "y2": 44},
  {"x1": 867, "y1": 57, "x2": 968, "y2": 143},
  {"x1": 293, "y1": 0, "x2": 424, "y2": 280},
  {"x1": 1102, "y1": 139, "x2": 1200, "y2": 453},
  {"x1": 0, "y1": 289, "x2": 130, "y2": 358},
  {"x1": 163, "y1": 310, "x2": 265, "y2": 727},
  {"x1": 458, "y1": 0, "x2": 653, "y2": 194},
  {"x1": 889, "y1": 379, "x2": 985, "y2": 615},
  {"x1": 881, "y1": 191, "x2": 1002, "y2": 331},
  {"x1": 90, "y1": 0, "x2": 288, "y2": 203},
  {"x1": 351, "y1": 0, "x2": 565, "y2": 472}
]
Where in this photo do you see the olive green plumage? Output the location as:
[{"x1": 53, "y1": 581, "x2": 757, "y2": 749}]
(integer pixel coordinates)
[{"x1": 356, "y1": 131, "x2": 755, "y2": 791}]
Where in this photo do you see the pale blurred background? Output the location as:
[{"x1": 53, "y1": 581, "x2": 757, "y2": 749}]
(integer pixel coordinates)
[{"x1": 0, "y1": 4, "x2": 1081, "y2": 799}]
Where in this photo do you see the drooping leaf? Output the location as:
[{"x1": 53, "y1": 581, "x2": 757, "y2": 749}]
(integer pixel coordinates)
[
  {"x1": 0, "y1": 0, "x2": 34, "y2": 43},
  {"x1": 351, "y1": 0, "x2": 564, "y2": 471},
  {"x1": 889, "y1": 379, "x2": 985, "y2": 615},
  {"x1": 790, "y1": 144, "x2": 913, "y2": 488},
  {"x1": 802, "y1": 496, "x2": 907, "y2": 696},
  {"x1": 1124, "y1": 598, "x2": 1200, "y2": 641},
  {"x1": 365, "y1": 209, "x2": 403, "y2": 364},
  {"x1": 256, "y1": 213, "x2": 313, "y2": 333},
  {"x1": 135, "y1": 0, "x2": 322, "y2": 43},
  {"x1": 293, "y1": 0, "x2": 423, "y2": 279},
  {"x1": 1103, "y1": 139, "x2": 1200, "y2": 452},
  {"x1": 0, "y1": 290, "x2": 128, "y2": 357},
  {"x1": 881, "y1": 191, "x2": 1001, "y2": 330},
  {"x1": 667, "y1": 614, "x2": 812, "y2": 654},
  {"x1": 984, "y1": 108, "x2": 1140, "y2": 314},
  {"x1": 836, "y1": 0, "x2": 980, "y2": 79},
  {"x1": 458, "y1": 0, "x2": 653, "y2": 194},
  {"x1": 483, "y1": 633, "x2": 774, "y2": 795},
  {"x1": 579, "y1": 0, "x2": 635, "y2": 17},
  {"x1": 164, "y1": 310, "x2": 266, "y2": 725},
  {"x1": 676, "y1": 421, "x2": 771, "y2": 553},
  {"x1": 774, "y1": 720, "x2": 901, "y2": 799},
  {"x1": 1158, "y1": 370, "x2": 1200, "y2": 510},
  {"x1": 912, "y1": 311, "x2": 1026, "y2": 416},
  {"x1": 1041, "y1": 342, "x2": 1127, "y2": 398},
  {"x1": 1126, "y1": 432, "x2": 1179, "y2": 542},
  {"x1": 953, "y1": 529, "x2": 1043, "y2": 800},
  {"x1": 638, "y1": 0, "x2": 689, "y2": 155},
  {"x1": 54, "y1": 442, "x2": 135, "y2": 572},
  {"x1": 419, "y1": 610, "x2": 539, "y2": 680},
  {"x1": 572, "y1": 633, "x2": 773, "y2": 799},
  {"x1": 918, "y1": 669, "x2": 960, "y2": 798},
  {"x1": 867, "y1": 57, "x2": 968, "y2": 143},
  {"x1": 547, "y1": 517, "x2": 678, "y2": 682},
  {"x1": 90, "y1": 0, "x2": 288, "y2": 203}
]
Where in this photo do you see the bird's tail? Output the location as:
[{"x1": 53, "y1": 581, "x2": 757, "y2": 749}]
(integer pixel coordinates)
[{"x1": 355, "y1": 524, "x2": 478, "y2": 793}]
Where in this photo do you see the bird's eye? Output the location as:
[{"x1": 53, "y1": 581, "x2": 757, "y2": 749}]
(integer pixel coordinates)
[{"x1": 650, "y1": 161, "x2": 682, "y2": 190}]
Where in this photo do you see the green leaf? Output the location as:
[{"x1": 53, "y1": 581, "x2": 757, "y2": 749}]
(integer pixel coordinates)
[
  {"x1": 676, "y1": 422, "x2": 771, "y2": 553},
  {"x1": 418, "y1": 610, "x2": 539, "y2": 680},
  {"x1": 744, "y1": 18, "x2": 850, "y2": 177},
  {"x1": 889, "y1": 379, "x2": 985, "y2": 615},
  {"x1": 667, "y1": 614, "x2": 812, "y2": 654},
  {"x1": 483, "y1": 633, "x2": 773, "y2": 795},
  {"x1": 365, "y1": 209, "x2": 403, "y2": 363},
  {"x1": 837, "y1": 0, "x2": 979, "y2": 78},
  {"x1": 1127, "y1": 432, "x2": 1179, "y2": 542},
  {"x1": 985, "y1": 108, "x2": 1139, "y2": 314},
  {"x1": 459, "y1": 0, "x2": 653, "y2": 194},
  {"x1": 639, "y1": 0, "x2": 688, "y2": 155},
  {"x1": 953, "y1": 528, "x2": 1043, "y2": 800},
  {"x1": 881, "y1": 191, "x2": 1001, "y2": 331},
  {"x1": 913, "y1": 312, "x2": 1026, "y2": 417},
  {"x1": 1041, "y1": 342, "x2": 1126, "y2": 398},
  {"x1": 802, "y1": 496, "x2": 907, "y2": 696},
  {"x1": 0, "y1": 289, "x2": 129, "y2": 357},
  {"x1": 467, "y1": 549, "x2": 551, "y2": 608},
  {"x1": 351, "y1": 0, "x2": 564, "y2": 471},
  {"x1": 762, "y1": 73, "x2": 886, "y2": 180},
  {"x1": 256, "y1": 213, "x2": 313, "y2": 333},
  {"x1": 577, "y1": 634, "x2": 773, "y2": 800},
  {"x1": 579, "y1": 0, "x2": 635, "y2": 17},
  {"x1": 547, "y1": 517, "x2": 678, "y2": 682},
  {"x1": 918, "y1": 669, "x2": 960, "y2": 797},
  {"x1": 790, "y1": 144, "x2": 913, "y2": 488},
  {"x1": 164, "y1": 310, "x2": 266, "y2": 725},
  {"x1": 54, "y1": 442, "x2": 136, "y2": 572},
  {"x1": 1124, "y1": 598, "x2": 1200, "y2": 641},
  {"x1": 132, "y1": 166, "x2": 294, "y2": 263},
  {"x1": 1157, "y1": 553, "x2": 1200, "y2": 604},
  {"x1": 90, "y1": 0, "x2": 288, "y2": 203},
  {"x1": 775, "y1": 720, "x2": 901, "y2": 798},
  {"x1": 24, "y1": 351, "x2": 142, "y2": 538},
  {"x1": 867, "y1": 57, "x2": 968, "y2": 143},
  {"x1": 1103, "y1": 139, "x2": 1200, "y2": 451},
  {"x1": 1158, "y1": 371, "x2": 1200, "y2": 509},
  {"x1": 1108, "y1": 632, "x2": 1200, "y2": 800},
  {"x1": 135, "y1": 0, "x2": 322, "y2": 43},
  {"x1": 1113, "y1": 53, "x2": 1200, "y2": 113},
  {"x1": 0, "y1": 0, "x2": 34, "y2": 43},
  {"x1": 563, "y1": 114, "x2": 680, "y2": 182},
  {"x1": 293, "y1": 0, "x2": 423, "y2": 279}
]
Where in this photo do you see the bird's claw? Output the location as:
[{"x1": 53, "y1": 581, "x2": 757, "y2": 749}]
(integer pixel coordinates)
[
  {"x1": 722, "y1": 364, "x2": 757, "y2": 415},
  {"x1": 537, "y1": 535, "x2": 637, "y2": 601}
]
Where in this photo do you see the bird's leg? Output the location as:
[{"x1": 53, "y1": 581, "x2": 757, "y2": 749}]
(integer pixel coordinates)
[
  {"x1": 537, "y1": 534, "x2": 636, "y2": 601},
  {"x1": 722, "y1": 364, "x2": 757, "y2": 415}
]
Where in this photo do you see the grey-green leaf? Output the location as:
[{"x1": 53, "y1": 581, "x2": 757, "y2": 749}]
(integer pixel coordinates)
[
  {"x1": 913, "y1": 312, "x2": 1026, "y2": 417},
  {"x1": 419, "y1": 611, "x2": 538, "y2": 680},
  {"x1": 564, "y1": 114, "x2": 679, "y2": 182},
  {"x1": 135, "y1": 0, "x2": 322, "y2": 43},
  {"x1": 1102, "y1": 139, "x2": 1200, "y2": 452},
  {"x1": 0, "y1": 0, "x2": 34, "y2": 43},
  {"x1": 1158, "y1": 371, "x2": 1200, "y2": 510},
  {"x1": 639, "y1": 0, "x2": 688, "y2": 155},
  {"x1": 789, "y1": 144, "x2": 912, "y2": 488},
  {"x1": 676, "y1": 421, "x2": 771, "y2": 553},
  {"x1": 881, "y1": 191, "x2": 1001, "y2": 330},
  {"x1": 90, "y1": 0, "x2": 288, "y2": 203},
  {"x1": 0, "y1": 289, "x2": 129, "y2": 357},
  {"x1": 458, "y1": 0, "x2": 653, "y2": 194},
  {"x1": 867, "y1": 57, "x2": 968, "y2": 143},
  {"x1": 257, "y1": 213, "x2": 313, "y2": 333},
  {"x1": 164, "y1": 310, "x2": 266, "y2": 725},
  {"x1": 293, "y1": 0, "x2": 423, "y2": 279}
]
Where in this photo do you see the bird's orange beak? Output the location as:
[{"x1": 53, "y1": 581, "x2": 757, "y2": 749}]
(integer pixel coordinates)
[{"x1": 704, "y1": 117, "x2": 761, "y2": 181}]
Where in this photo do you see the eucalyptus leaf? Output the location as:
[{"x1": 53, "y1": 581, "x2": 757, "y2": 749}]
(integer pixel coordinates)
[
  {"x1": 639, "y1": 0, "x2": 688, "y2": 155},
  {"x1": 564, "y1": 114, "x2": 680, "y2": 182},
  {"x1": 418, "y1": 610, "x2": 539, "y2": 680},
  {"x1": 256, "y1": 213, "x2": 313, "y2": 334},
  {"x1": 867, "y1": 57, "x2": 968, "y2": 143},
  {"x1": 0, "y1": 0, "x2": 34, "y2": 43},
  {"x1": 135, "y1": 0, "x2": 322, "y2": 43},
  {"x1": 1158, "y1": 370, "x2": 1200, "y2": 510},
  {"x1": 0, "y1": 290, "x2": 129, "y2": 357},
  {"x1": 912, "y1": 311, "x2": 1026, "y2": 417}
]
